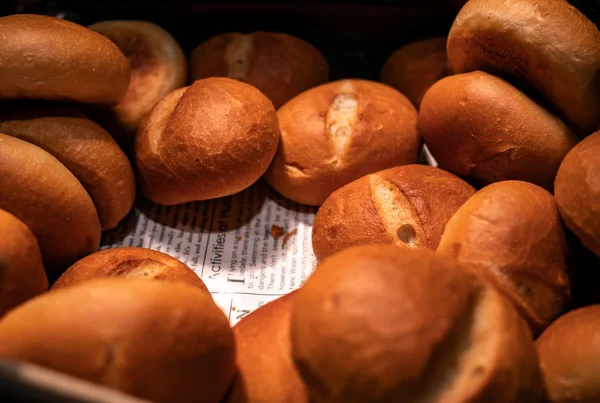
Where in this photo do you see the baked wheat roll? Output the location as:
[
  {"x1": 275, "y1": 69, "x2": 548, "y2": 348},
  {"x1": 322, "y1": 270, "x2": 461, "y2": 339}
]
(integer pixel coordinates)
[
  {"x1": 0, "y1": 14, "x2": 129, "y2": 104},
  {"x1": 190, "y1": 31, "x2": 329, "y2": 108},
  {"x1": 0, "y1": 134, "x2": 101, "y2": 272},
  {"x1": 226, "y1": 292, "x2": 308, "y2": 403},
  {"x1": 447, "y1": 0, "x2": 600, "y2": 136},
  {"x1": 0, "y1": 279, "x2": 236, "y2": 403},
  {"x1": 419, "y1": 71, "x2": 578, "y2": 189},
  {"x1": 0, "y1": 103, "x2": 135, "y2": 230},
  {"x1": 52, "y1": 247, "x2": 209, "y2": 293},
  {"x1": 291, "y1": 245, "x2": 542, "y2": 403},
  {"x1": 266, "y1": 79, "x2": 420, "y2": 206},
  {"x1": 311, "y1": 164, "x2": 475, "y2": 261},
  {"x1": 0, "y1": 209, "x2": 48, "y2": 317},
  {"x1": 88, "y1": 20, "x2": 187, "y2": 146},
  {"x1": 437, "y1": 181, "x2": 570, "y2": 334},
  {"x1": 380, "y1": 37, "x2": 449, "y2": 107}
]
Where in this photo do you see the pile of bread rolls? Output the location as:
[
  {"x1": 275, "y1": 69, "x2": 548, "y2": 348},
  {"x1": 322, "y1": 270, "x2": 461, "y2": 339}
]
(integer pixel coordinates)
[{"x1": 1, "y1": 0, "x2": 600, "y2": 401}]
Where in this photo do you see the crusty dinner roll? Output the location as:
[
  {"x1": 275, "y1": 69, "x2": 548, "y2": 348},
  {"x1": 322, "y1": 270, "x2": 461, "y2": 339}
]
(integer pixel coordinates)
[
  {"x1": 537, "y1": 305, "x2": 600, "y2": 403},
  {"x1": 52, "y1": 247, "x2": 209, "y2": 293},
  {"x1": 419, "y1": 71, "x2": 578, "y2": 189},
  {"x1": 135, "y1": 77, "x2": 280, "y2": 205},
  {"x1": 266, "y1": 79, "x2": 420, "y2": 206},
  {"x1": 0, "y1": 279, "x2": 235, "y2": 403},
  {"x1": 311, "y1": 164, "x2": 475, "y2": 261},
  {"x1": 291, "y1": 245, "x2": 542, "y2": 403},
  {"x1": 447, "y1": 0, "x2": 600, "y2": 136},
  {"x1": 437, "y1": 181, "x2": 570, "y2": 335},
  {"x1": 0, "y1": 134, "x2": 101, "y2": 272},
  {"x1": 555, "y1": 131, "x2": 600, "y2": 259},
  {"x1": 380, "y1": 37, "x2": 449, "y2": 107},
  {"x1": 226, "y1": 292, "x2": 308, "y2": 403},
  {"x1": 0, "y1": 103, "x2": 135, "y2": 230},
  {"x1": 89, "y1": 20, "x2": 187, "y2": 146},
  {"x1": 0, "y1": 14, "x2": 129, "y2": 105},
  {"x1": 190, "y1": 31, "x2": 329, "y2": 108},
  {"x1": 0, "y1": 210, "x2": 48, "y2": 317}
]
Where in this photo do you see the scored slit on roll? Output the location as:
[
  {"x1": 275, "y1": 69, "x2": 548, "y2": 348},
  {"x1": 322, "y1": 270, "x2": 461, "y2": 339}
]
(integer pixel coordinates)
[
  {"x1": 326, "y1": 81, "x2": 358, "y2": 164},
  {"x1": 368, "y1": 174, "x2": 425, "y2": 247},
  {"x1": 225, "y1": 34, "x2": 254, "y2": 82}
]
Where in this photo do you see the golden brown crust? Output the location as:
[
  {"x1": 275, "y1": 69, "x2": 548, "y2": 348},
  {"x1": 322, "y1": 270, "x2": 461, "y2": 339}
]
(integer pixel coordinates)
[
  {"x1": 447, "y1": 0, "x2": 600, "y2": 136},
  {"x1": 190, "y1": 31, "x2": 329, "y2": 108},
  {"x1": 380, "y1": 37, "x2": 449, "y2": 107},
  {"x1": 0, "y1": 14, "x2": 129, "y2": 105},
  {"x1": 0, "y1": 103, "x2": 135, "y2": 230},
  {"x1": 0, "y1": 133, "x2": 101, "y2": 272},
  {"x1": 266, "y1": 79, "x2": 420, "y2": 206},
  {"x1": 291, "y1": 245, "x2": 542, "y2": 403},
  {"x1": 89, "y1": 20, "x2": 187, "y2": 145},
  {"x1": 555, "y1": 131, "x2": 600, "y2": 259},
  {"x1": 52, "y1": 247, "x2": 209, "y2": 293},
  {"x1": 0, "y1": 279, "x2": 235, "y2": 403},
  {"x1": 537, "y1": 305, "x2": 600, "y2": 403},
  {"x1": 0, "y1": 209, "x2": 48, "y2": 317},
  {"x1": 419, "y1": 71, "x2": 579, "y2": 189},
  {"x1": 437, "y1": 181, "x2": 570, "y2": 334},
  {"x1": 226, "y1": 292, "x2": 308, "y2": 403},
  {"x1": 135, "y1": 77, "x2": 280, "y2": 205},
  {"x1": 311, "y1": 164, "x2": 475, "y2": 261}
]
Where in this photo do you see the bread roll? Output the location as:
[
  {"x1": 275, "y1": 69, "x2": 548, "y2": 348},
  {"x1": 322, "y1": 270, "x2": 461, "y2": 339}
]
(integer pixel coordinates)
[
  {"x1": 0, "y1": 103, "x2": 135, "y2": 230},
  {"x1": 537, "y1": 305, "x2": 600, "y2": 402},
  {"x1": 0, "y1": 134, "x2": 101, "y2": 272},
  {"x1": 0, "y1": 210, "x2": 48, "y2": 317},
  {"x1": 380, "y1": 37, "x2": 449, "y2": 107},
  {"x1": 135, "y1": 77, "x2": 280, "y2": 205},
  {"x1": 419, "y1": 71, "x2": 578, "y2": 189},
  {"x1": 555, "y1": 131, "x2": 600, "y2": 258},
  {"x1": 447, "y1": 0, "x2": 600, "y2": 136},
  {"x1": 226, "y1": 292, "x2": 308, "y2": 403},
  {"x1": 88, "y1": 20, "x2": 187, "y2": 146},
  {"x1": 190, "y1": 31, "x2": 329, "y2": 108},
  {"x1": 291, "y1": 245, "x2": 542, "y2": 403},
  {"x1": 0, "y1": 279, "x2": 235, "y2": 403},
  {"x1": 0, "y1": 14, "x2": 129, "y2": 105},
  {"x1": 266, "y1": 79, "x2": 420, "y2": 206},
  {"x1": 311, "y1": 164, "x2": 475, "y2": 261},
  {"x1": 437, "y1": 181, "x2": 570, "y2": 334},
  {"x1": 52, "y1": 247, "x2": 209, "y2": 293}
]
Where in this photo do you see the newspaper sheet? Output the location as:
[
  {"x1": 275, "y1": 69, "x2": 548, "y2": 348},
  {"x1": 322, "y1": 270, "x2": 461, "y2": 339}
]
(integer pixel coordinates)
[{"x1": 101, "y1": 180, "x2": 318, "y2": 326}]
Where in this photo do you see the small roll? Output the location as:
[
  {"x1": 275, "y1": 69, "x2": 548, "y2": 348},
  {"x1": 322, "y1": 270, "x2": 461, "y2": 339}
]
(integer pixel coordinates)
[
  {"x1": 447, "y1": 0, "x2": 600, "y2": 136},
  {"x1": 437, "y1": 181, "x2": 570, "y2": 334},
  {"x1": 88, "y1": 20, "x2": 187, "y2": 146},
  {"x1": 311, "y1": 165, "x2": 475, "y2": 261},
  {"x1": 0, "y1": 209, "x2": 48, "y2": 317},
  {"x1": 0, "y1": 14, "x2": 129, "y2": 105},
  {"x1": 266, "y1": 79, "x2": 420, "y2": 206},
  {"x1": 226, "y1": 292, "x2": 308, "y2": 403},
  {"x1": 0, "y1": 103, "x2": 136, "y2": 230},
  {"x1": 0, "y1": 279, "x2": 236, "y2": 403},
  {"x1": 52, "y1": 247, "x2": 209, "y2": 293},
  {"x1": 291, "y1": 245, "x2": 542, "y2": 403},
  {"x1": 135, "y1": 77, "x2": 280, "y2": 205},
  {"x1": 380, "y1": 37, "x2": 449, "y2": 107},
  {"x1": 190, "y1": 31, "x2": 329, "y2": 108},
  {"x1": 0, "y1": 134, "x2": 101, "y2": 272},
  {"x1": 537, "y1": 305, "x2": 600, "y2": 403},
  {"x1": 555, "y1": 131, "x2": 600, "y2": 258},
  {"x1": 419, "y1": 71, "x2": 578, "y2": 189}
]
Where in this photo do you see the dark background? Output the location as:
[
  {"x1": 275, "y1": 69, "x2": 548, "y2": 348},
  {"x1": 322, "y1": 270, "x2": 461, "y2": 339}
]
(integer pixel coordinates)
[{"x1": 3, "y1": 0, "x2": 600, "y2": 81}]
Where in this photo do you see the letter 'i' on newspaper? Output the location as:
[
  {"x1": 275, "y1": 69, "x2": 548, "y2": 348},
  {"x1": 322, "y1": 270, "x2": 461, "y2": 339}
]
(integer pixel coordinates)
[{"x1": 101, "y1": 182, "x2": 318, "y2": 325}]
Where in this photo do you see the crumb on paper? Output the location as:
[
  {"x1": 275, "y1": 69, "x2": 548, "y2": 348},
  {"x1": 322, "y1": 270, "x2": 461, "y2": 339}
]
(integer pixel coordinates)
[
  {"x1": 235, "y1": 235, "x2": 243, "y2": 241},
  {"x1": 270, "y1": 224, "x2": 285, "y2": 240},
  {"x1": 282, "y1": 228, "x2": 298, "y2": 249}
]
